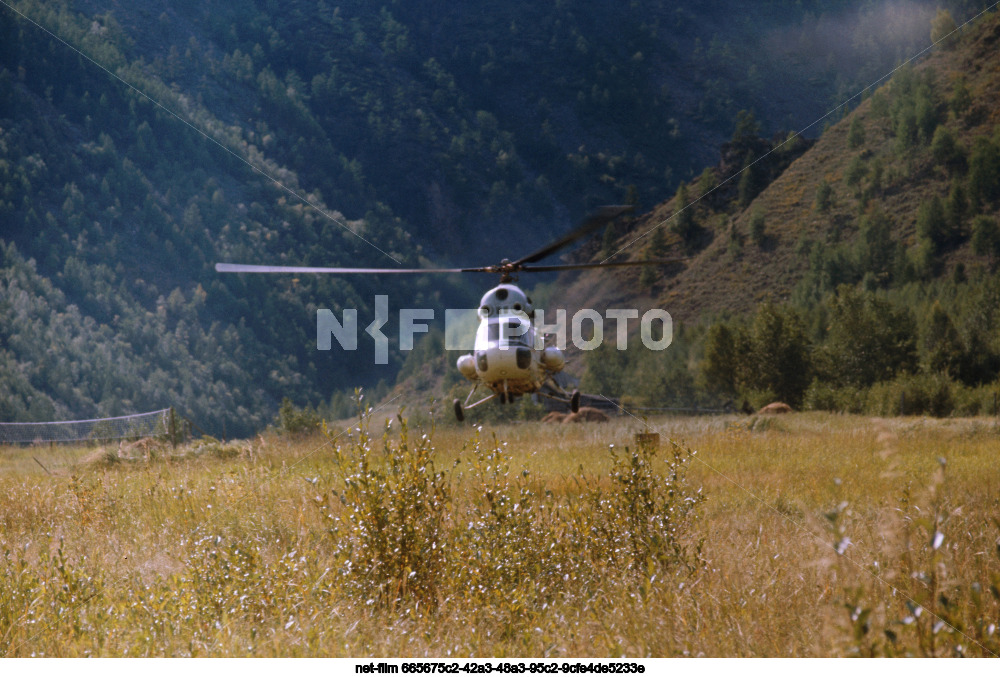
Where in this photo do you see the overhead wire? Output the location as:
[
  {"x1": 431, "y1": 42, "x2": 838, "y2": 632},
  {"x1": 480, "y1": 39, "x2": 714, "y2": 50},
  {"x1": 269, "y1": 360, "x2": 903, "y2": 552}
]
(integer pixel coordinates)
[
  {"x1": 602, "y1": 1, "x2": 1000, "y2": 264},
  {"x1": 0, "y1": 0, "x2": 402, "y2": 266}
]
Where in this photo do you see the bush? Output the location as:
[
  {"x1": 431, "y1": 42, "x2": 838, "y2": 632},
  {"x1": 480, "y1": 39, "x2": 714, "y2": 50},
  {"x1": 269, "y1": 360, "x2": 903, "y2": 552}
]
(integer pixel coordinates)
[
  {"x1": 844, "y1": 154, "x2": 867, "y2": 192},
  {"x1": 971, "y1": 215, "x2": 1000, "y2": 265},
  {"x1": 744, "y1": 388, "x2": 780, "y2": 411},
  {"x1": 950, "y1": 383, "x2": 998, "y2": 416},
  {"x1": 949, "y1": 77, "x2": 971, "y2": 116},
  {"x1": 831, "y1": 459, "x2": 1000, "y2": 657},
  {"x1": 802, "y1": 380, "x2": 865, "y2": 414},
  {"x1": 277, "y1": 397, "x2": 321, "y2": 435},
  {"x1": 866, "y1": 373, "x2": 954, "y2": 417},
  {"x1": 590, "y1": 438, "x2": 706, "y2": 571},
  {"x1": 314, "y1": 408, "x2": 708, "y2": 611},
  {"x1": 931, "y1": 126, "x2": 965, "y2": 173},
  {"x1": 814, "y1": 179, "x2": 833, "y2": 212},
  {"x1": 847, "y1": 117, "x2": 865, "y2": 149},
  {"x1": 318, "y1": 413, "x2": 450, "y2": 609},
  {"x1": 930, "y1": 8, "x2": 958, "y2": 46}
]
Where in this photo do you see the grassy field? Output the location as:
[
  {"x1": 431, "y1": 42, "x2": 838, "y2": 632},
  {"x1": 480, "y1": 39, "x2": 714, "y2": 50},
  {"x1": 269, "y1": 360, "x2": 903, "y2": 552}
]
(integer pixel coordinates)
[{"x1": 1, "y1": 410, "x2": 999, "y2": 657}]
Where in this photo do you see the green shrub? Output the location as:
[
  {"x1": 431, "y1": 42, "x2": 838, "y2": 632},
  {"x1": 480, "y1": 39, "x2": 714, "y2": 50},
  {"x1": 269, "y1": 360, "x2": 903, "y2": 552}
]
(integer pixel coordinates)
[
  {"x1": 314, "y1": 408, "x2": 707, "y2": 611},
  {"x1": 593, "y1": 439, "x2": 706, "y2": 571},
  {"x1": 951, "y1": 383, "x2": 999, "y2": 416},
  {"x1": 814, "y1": 179, "x2": 833, "y2": 212},
  {"x1": 968, "y1": 135, "x2": 1000, "y2": 206},
  {"x1": 931, "y1": 126, "x2": 965, "y2": 172},
  {"x1": 866, "y1": 373, "x2": 955, "y2": 417},
  {"x1": 949, "y1": 76, "x2": 971, "y2": 116},
  {"x1": 318, "y1": 413, "x2": 451, "y2": 609},
  {"x1": 847, "y1": 117, "x2": 865, "y2": 149},
  {"x1": 277, "y1": 397, "x2": 321, "y2": 435},
  {"x1": 845, "y1": 154, "x2": 867, "y2": 191},
  {"x1": 802, "y1": 380, "x2": 865, "y2": 414},
  {"x1": 744, "y1": 388, "x2": 779, "y2": 411}
]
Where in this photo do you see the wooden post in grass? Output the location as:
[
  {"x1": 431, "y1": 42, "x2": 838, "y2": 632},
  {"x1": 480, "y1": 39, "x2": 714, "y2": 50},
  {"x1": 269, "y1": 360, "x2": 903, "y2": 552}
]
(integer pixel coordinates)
[{"x1": 168, "y1": 407, "x2": 177, "y2": 448}]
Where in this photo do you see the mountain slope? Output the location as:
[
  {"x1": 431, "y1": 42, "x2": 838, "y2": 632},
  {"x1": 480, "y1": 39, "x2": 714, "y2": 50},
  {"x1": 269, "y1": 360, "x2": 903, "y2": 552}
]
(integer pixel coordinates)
[{"x1": 558, "y1": 9, "x2": 1000, "y2": 326}]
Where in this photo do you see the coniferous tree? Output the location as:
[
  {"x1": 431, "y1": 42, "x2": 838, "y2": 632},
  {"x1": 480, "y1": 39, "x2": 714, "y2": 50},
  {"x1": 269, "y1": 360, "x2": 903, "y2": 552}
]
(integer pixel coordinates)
[
  {"x1": 600, "y1": 223, "x2": 617, "y2": 258},
  {"x1": 743, "y1": 302, "x2": 811, "y2": 406},
  {"x1": 945, "y1": 179, "x2": 968, "y2": 236},
  {"x1": 931, "y1": 126, "x2": 965, "y2": 173},
  {"x1": 916, "y1": 195, "x2": 951, "y2": 251},
  {"x1": 700, "y1": 323, "x2": 740, "y2": 398},
  {"x1": 670, "y1": 182, "x2": 698, "y2": 244},
  {"x1": 847, "y1": 117, "x2": 865, "y2": 149},
  {"x1": 949, "y1": 77, "x2": 971, "y2": 116},
  {"x1": 737, "y1": 152, "x2": 763, "y2": 207},
  {"x1": 971, "y1": 215, "x2": 1000, "y2": 267},
  {"x1": 814, "y1": 179, "x2": 833, "y2": 212},
  {"x1": 854, "y1": 204, "x2": 894, "y2": 282},
  {"x1": 749, "y1": 209, "x2": 766, "y2": 247},
  {"x1": 924, "y1": 301, "x2": 963, "y2": 376},
  {"x1": 648, "y1": 225, "x2": 669, "y2": 258},
  {"x1": 930, "y1": 8, "x2": 958, "y2": 46},
  {"x1": 968, "y1": 136, "x2": 1000, "y2": 207},
  {"x1": 819, "y1": 286, "x2": 918, "y2": 388},
  {"x1": 731, "y1": 109, "x2": 760, "y2": 149}
]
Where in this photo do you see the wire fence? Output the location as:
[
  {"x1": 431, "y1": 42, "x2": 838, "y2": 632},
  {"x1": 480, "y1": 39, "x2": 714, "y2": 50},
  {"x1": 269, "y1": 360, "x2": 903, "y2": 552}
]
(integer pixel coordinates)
[
  {"x1": 627, "y1": 405, "x2": 737, "y2": 414},
  {"x1": 0, "y1": 408, "x2": 175, "y2": 445}
]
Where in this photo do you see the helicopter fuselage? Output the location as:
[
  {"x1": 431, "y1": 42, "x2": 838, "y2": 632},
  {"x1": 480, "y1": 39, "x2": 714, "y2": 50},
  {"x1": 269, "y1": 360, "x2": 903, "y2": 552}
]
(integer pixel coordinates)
[{"x1": 455, "y1": 283, "x2": 566, "y2": 399}]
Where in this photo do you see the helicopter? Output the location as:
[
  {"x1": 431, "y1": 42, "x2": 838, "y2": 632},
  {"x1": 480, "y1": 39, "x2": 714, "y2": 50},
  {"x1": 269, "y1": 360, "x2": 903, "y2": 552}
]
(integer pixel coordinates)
[{"x1": 216, "y1": 205, "x2": 681, "y2": 421}]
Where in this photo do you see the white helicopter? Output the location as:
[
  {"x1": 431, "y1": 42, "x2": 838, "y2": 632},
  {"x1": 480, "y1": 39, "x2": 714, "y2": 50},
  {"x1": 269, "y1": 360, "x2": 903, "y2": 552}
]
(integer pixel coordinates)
[{"x1": 216, "y1": 205, "x2": 680, "y2": 421}]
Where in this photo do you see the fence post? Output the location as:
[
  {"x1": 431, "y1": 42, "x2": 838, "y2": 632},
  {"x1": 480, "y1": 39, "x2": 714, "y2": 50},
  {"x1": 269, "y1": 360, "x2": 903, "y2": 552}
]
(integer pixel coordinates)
[{"x1": 168, "y1": 407, "x2": 177, "y2": 448}]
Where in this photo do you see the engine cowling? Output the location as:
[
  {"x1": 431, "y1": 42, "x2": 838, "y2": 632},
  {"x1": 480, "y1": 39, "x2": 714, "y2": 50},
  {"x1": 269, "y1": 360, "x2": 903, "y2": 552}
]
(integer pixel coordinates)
[
  {"x1": 457, "y1": 353, "x2": 478, "y2": 381},
  {"x1": 540, "y1": 346, "x2": 565, "y2": 372}
]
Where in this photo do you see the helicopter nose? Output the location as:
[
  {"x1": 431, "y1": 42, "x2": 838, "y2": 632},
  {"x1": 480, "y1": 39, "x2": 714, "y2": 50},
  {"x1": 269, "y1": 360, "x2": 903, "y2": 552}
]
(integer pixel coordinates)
[{"x1": 477, "y1": 346, "x2": 533, "y2": 380}]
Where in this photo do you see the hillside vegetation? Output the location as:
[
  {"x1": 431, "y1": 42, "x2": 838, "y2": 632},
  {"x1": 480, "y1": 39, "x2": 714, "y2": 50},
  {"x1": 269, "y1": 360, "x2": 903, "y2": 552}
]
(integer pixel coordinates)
[
  {"x1": 0, "y1": 1, "x2": 980, "y2": 432},
  {"x1": 556, "y1": 9, "x2": 1000, "y2": 418}
]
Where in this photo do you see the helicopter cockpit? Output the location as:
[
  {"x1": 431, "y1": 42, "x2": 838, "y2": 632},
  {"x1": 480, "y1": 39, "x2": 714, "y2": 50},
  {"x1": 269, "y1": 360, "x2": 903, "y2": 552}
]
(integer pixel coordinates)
[{"x1": 477, "y1": 284, "x2": 535, "y2": 320}]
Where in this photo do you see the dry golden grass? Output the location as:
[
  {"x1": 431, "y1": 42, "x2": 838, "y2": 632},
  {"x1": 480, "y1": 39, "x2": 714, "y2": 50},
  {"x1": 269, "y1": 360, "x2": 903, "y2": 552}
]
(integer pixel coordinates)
[{"x1": 1, "y1": 412, "x2": 998, "y2": 657}]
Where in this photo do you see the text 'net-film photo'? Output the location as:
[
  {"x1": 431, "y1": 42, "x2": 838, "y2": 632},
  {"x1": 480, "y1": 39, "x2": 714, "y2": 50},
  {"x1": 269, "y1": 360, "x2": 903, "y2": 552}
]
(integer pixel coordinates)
[{"x1": 2, "y1": 0, "x2": 1000, "y2": 662}]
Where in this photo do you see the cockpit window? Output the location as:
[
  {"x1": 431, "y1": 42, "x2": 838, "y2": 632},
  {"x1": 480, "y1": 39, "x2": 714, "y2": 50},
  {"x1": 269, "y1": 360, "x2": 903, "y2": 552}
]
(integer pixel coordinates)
[{"x1": 485, "y1": 317, "x2": 531, "y2": 346}]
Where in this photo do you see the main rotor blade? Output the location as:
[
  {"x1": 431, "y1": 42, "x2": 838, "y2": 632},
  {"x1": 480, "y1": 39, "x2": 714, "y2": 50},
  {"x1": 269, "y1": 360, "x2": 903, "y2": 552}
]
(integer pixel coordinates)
[
  {"x1": 521, "y1": 258, "x2": 686, "y2": 273},
  {"x1": 215, "y1": 263, "x2": 483, "y2": 274},
  {"x1": 512, "y1": 205, "x2": 632, "y2": 266}
]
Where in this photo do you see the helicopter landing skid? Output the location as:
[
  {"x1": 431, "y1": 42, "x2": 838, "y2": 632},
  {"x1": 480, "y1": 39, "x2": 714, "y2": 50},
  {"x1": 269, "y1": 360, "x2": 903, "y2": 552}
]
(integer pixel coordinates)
[
  {"x1": 535, "y1": 387, "x2": 581, "y2": 413},
  {"x1": 454, "y1": 385, "x2": 499, "y2": 421}
]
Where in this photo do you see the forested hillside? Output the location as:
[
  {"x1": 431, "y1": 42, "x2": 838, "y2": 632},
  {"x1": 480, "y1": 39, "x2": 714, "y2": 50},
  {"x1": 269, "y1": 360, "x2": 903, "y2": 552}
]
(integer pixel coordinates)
[
  {"x1": 0, "y1": 0, "x2": 985, "y2": 433},
  {"x1": 562, "y1": 8, "x2": 1000, "y2": 418}
]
